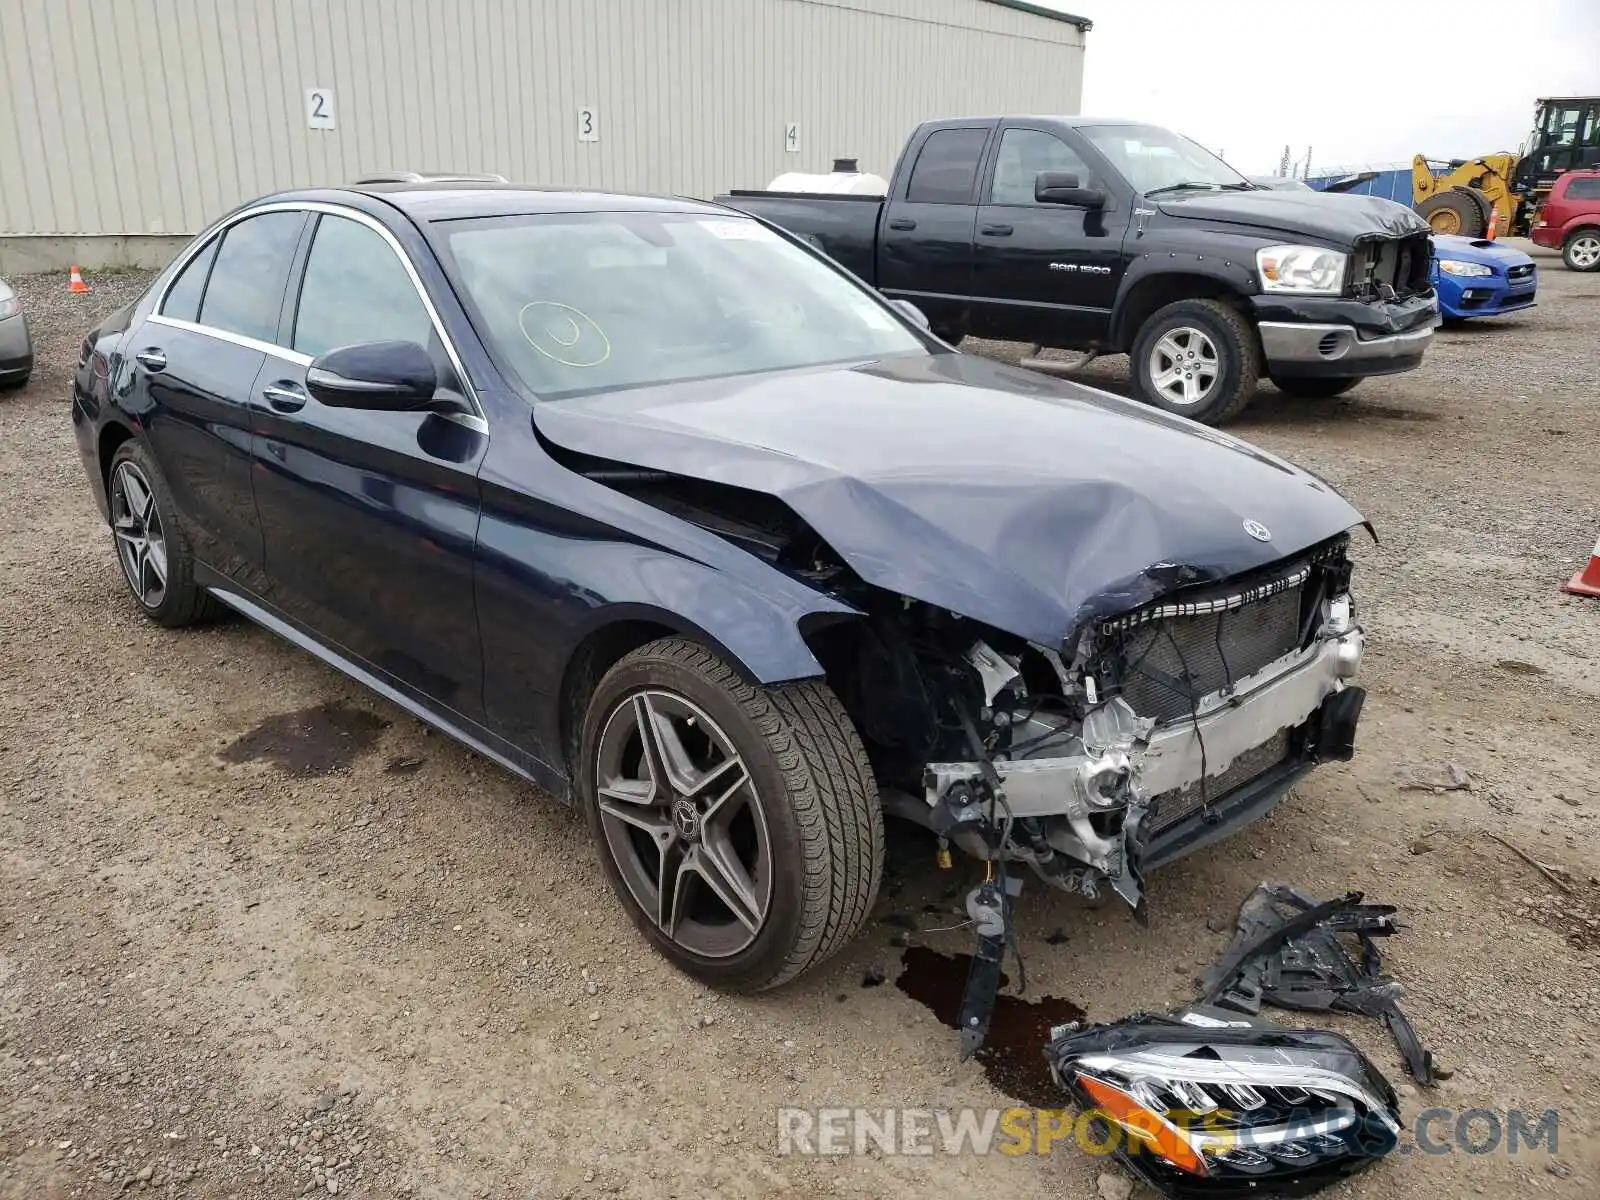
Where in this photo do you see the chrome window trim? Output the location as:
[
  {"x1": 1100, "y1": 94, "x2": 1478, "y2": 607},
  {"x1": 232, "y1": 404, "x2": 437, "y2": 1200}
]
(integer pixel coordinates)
[{"x1": 153, "y1": 200, "x2": 482, "y2": 416}]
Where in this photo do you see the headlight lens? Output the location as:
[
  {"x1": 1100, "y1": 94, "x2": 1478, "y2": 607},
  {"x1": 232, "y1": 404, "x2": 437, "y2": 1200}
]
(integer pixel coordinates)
[
  {"x1": 0, "y1": 297, "x2": 19, "y2": 320},
  {"x1": 1438, "y1": 259, "x2": 1494, "y2": 277},
  {"x1": 1256, "y1": 245, "x2": 1347, "y2": 295}
]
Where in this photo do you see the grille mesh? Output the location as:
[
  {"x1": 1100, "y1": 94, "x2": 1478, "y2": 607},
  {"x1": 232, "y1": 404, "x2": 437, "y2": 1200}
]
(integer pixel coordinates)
[
  {"x1": 1119, "y1": 586, "x2": 1304, "y2": 724},
  {"x1": 1148, "y1": 730, "x2": 1292, "y2": 833}
]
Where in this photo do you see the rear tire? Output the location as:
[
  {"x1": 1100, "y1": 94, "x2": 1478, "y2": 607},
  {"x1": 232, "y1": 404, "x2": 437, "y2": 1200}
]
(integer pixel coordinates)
[
  {"x1": 1131, "y1": 298, "x2": 1260, "y2": 426},
  {"x1": 1417, "y1": 190, "x2": 1485, "y2": 237},
  {"x1": 107, "y1": 441, "x2": 220, "y2": 628},
  {"x1": 1562, "y1": 229, "x2": 1600, "y2": 272},
  {"x1": 579, "y1": 636, "x2": 883, "y2": 992},
  {"x1": 1270, "y1": 376, "x2": 1361, "y2": 399}
]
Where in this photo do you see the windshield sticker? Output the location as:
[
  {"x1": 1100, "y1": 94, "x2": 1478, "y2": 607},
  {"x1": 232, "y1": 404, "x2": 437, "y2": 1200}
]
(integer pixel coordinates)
[
  {"x1": 518, "y1": 301, "x2": 611, "y2": 368},
  {"x1": 699, "y1": 219, "x2": 780, "y2": 242}
]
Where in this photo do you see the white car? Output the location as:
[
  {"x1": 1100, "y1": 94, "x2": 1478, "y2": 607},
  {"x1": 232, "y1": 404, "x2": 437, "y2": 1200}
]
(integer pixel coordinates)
[{"x1": 0, "y1": 277, "x2": 33, "y2": 390}]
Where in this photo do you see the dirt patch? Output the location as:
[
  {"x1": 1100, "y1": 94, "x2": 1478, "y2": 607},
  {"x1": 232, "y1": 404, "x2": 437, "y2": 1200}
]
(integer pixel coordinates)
[{"x1": 218, "y1": 701, "x2": 390, "y2": 777}]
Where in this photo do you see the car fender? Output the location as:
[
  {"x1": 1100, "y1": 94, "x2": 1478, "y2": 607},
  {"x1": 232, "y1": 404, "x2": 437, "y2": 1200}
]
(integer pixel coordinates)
[{"x1": 1109, "y1": 243, "x2": 1259, "y2": 347}]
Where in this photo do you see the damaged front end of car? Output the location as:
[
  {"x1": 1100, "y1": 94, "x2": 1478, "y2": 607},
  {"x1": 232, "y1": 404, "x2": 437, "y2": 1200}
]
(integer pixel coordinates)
[{"x1": 845, "y1": 535, "x2": 1367, "y2": 916}]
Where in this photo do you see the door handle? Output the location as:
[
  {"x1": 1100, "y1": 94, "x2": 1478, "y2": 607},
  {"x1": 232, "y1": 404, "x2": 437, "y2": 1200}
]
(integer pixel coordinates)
[
  {"x1": 135, "y1": 348, "x2": 167, "y2": 372},
  {"x1": 979, "y1": 223, "x2": 1014, "y2": 237},
  {"x1": 887, "y1": 217, "x2": 917, "y2": 231},
  {"x1": 261, "y1": 382, "x2": 308, "y2": 413}
]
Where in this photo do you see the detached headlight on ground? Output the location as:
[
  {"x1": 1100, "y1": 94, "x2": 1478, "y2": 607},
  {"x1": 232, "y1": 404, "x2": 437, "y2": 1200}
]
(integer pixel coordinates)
[
  {"x1": 1048, "y1": 1010, "x2": 1401, "y2": 1198},
  {"x1": 1438, "y1": 259, "x2": 1494, "y2": 277},
  {"x1": 1256, "y1": 245, "x2": 1346, "y2": 295}
]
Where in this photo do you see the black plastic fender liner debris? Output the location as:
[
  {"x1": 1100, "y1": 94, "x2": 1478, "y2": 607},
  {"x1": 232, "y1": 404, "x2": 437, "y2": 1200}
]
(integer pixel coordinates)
[
  {"x1": 1046, "y1": 1007, "x2": 1402, "y2": 1198},
  {"x1": 1199, "y1": 884, "x2": 1438, "y2": 1086}
]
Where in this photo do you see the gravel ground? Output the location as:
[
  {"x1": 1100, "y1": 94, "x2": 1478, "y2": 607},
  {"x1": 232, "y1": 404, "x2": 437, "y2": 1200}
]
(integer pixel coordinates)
[{"x1": 2, "y1": 245, "x2": 1598, "y2": 1200}]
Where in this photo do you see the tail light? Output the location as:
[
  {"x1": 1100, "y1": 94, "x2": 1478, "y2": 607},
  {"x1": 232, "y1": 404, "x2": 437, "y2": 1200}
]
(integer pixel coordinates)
[{"x1": 1047, "y1": 1010, "x2": 1401, "y2": 1198}]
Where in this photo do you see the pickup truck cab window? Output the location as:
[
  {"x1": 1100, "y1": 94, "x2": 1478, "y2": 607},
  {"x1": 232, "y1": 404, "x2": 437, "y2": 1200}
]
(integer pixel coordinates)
[
  {"x1": 989, "y1": 129, "x2": 1096, "y2": 204},
  {"x1": 1079, "y1": 123, "x2": 1248, "y2": 195},
  {"x1": 905, "y1": 128, "x2": 989, "y2": 204}
]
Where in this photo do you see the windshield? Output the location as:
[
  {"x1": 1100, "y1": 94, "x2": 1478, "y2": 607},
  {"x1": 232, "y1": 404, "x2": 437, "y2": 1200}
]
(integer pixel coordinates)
[
  {"x1": 439, "y1": 211, "x2": 926, "y2": 398},
  {"x1": 1080, "y1": 124, "x2": 1249, "y2": 194}
]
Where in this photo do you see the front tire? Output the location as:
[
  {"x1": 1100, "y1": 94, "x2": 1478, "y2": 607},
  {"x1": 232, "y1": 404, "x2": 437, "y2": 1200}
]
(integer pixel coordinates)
[
  {"x1": 1131, "y1": 298, "x2": 1261, "y2": 425},
  {"x1": 579, "y1": 636, "x2": 883, "y2": 992},
  {"x1": 1270, "y1": 376, "x2": 1361, "y2": 399},
  {"x1": 1563, "y1": 229, "x2": 1600, "y2": 272},
  {"x1": 107, "y1": 441, "x2": 219, "y2": 627}
]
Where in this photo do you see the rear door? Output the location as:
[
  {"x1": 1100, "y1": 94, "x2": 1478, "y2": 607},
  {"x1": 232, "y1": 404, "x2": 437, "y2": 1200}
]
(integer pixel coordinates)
[
  {"x1": 968, "y1": 125, "x2": 1129, "y2": 345},
  {"x1": 133, "y1": 210, "x2": 307, "y2": 588},
  {"x1": 248, "y1": 208, "x2": 488, "y2": 719},
  {"x1": 876, "y1": 124, "x2": 990, "y2": 332}
]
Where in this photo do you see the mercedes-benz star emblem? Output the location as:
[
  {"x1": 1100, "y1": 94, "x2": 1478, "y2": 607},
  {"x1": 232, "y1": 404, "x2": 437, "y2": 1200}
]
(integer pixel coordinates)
[{"x1": 1243, "y1": 519, "x2": 1272, "y2": 542}]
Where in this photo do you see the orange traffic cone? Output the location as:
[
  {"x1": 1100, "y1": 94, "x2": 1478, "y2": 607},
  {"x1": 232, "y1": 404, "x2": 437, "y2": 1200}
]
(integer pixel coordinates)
[
  {"x1": 67, "y1": 264, "x2": 89, "y2": 294},
  {"x1": 1564, "y1": 536, "x2": 1600, "y2": 598},
  {"x1": 1486, "y1": 208, "x2": 1499, "y2": 240}
]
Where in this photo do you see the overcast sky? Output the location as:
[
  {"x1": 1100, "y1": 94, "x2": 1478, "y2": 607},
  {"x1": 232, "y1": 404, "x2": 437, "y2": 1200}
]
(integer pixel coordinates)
[{"x1": 1051, "y1": 0, "x2": 1599, "y2": 176}]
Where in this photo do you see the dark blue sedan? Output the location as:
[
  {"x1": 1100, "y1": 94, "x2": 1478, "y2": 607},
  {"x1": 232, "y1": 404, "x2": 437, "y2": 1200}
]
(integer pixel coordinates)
[{"x1": 71, "y1": 183, "x2": 1370, "y2": 996}]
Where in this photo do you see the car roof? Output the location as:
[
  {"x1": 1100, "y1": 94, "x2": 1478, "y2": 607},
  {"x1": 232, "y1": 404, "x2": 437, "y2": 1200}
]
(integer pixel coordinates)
[{"x1": 258, "y1": 183, "x2": 732, "y2": 222}]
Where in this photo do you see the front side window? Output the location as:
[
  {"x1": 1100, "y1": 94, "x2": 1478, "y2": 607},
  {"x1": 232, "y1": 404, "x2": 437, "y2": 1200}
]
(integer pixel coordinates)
[
  {"x1": 1080, "y1": 124, "x2": 1248, "y2": 195},
  {"x1": 441, "y1": 211, "x2": 925, "y2": 399},
  {"x1": 161, "y1": 237, "x2": 220, "y2": 322},
  {"x1": 990, "y1": 129, "x2": 1095, "y2": 205},
  {"x1": 293, "y1": 215, "x2": 433, "y2": 357},
  {"x1": 198, "y1": 212, "x2": 305, "y2": 343},
  {"x1": 905, "y1": 128, "x2": 989, "y2": 204}
]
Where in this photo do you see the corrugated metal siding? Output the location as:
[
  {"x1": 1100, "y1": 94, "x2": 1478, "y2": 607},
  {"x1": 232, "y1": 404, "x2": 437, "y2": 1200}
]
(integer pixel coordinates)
[{"x1": 0, "y1": 0, "x2": 1084, "y2": 237}]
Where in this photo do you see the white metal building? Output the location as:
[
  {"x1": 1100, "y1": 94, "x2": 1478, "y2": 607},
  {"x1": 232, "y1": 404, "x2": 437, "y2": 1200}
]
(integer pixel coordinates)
[{"x1": 0, "y1": 0, "x2": 1089, "y2": 271}]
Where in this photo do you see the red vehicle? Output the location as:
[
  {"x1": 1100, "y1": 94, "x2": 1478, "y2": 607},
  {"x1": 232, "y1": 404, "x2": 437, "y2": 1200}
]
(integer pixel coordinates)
[{"x1": 1531, "y1": 169, "x2": 1600, "y2": 271}]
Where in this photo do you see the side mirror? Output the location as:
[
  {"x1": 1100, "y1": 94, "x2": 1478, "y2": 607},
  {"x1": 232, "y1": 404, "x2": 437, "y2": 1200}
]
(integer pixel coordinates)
[
  {"x1": 1035, "y1": 171, "x2": 1107, "y2": 210},
  {"x1": 306, "y1": 341, "x2": 437, "y2": 410},
  {"x1": 887, "y1": 297, "x2": 931, "y2": 331}
]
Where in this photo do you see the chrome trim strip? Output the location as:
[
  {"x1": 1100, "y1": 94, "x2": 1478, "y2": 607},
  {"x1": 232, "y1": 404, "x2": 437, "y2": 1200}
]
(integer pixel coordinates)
[
  {"x1": 152, "y1": 200, "x2": 483, "y2": 416},
  {"x1": 147, "y1": 314, "x2": 313, "y2": 365}
]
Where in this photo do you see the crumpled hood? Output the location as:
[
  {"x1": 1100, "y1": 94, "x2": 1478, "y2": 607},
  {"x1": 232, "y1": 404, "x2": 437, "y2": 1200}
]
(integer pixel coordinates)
[
  {"x1": 1156, "y1": 189, "x2": 1430, "y2": 245},
  {"x1": 533, "y1": 353, "x2": 1366, "y2": 646}
]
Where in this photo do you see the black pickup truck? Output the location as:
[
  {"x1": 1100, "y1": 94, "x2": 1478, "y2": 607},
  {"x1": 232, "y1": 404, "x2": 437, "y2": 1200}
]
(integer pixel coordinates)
[{"x1": 718, "y1": 117, "x2": 1439, "y2": 425}]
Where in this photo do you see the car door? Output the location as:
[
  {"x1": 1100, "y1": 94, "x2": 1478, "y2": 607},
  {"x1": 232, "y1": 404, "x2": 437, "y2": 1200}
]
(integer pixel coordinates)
[
  {"x1": 875, "y1": 124, "x2": 989, "y2": 332},
  {"x1": 248, "y1": 208, "x2": 489, "y2": 719},
  {"x1": 132, "y1": 210, "x2": 307, "y2": 587},
  {"x1": 968, "y1": 126, "x2": 1129, "y2": 345}
]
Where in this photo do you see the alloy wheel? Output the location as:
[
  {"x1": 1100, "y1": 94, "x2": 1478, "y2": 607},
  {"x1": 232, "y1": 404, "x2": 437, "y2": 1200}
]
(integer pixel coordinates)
[
  {"x1": 110, "y1": 461, "x2": 168, "y2": 609},
  {"x1": 1148, "y1": 325, "x2": 1220, "y2": 407},
  {"x1": 593, "y1": 689, "x2": 773, "y2": 958},
  {"x1": 1570, "y1": 235, "x2": 1600, "y2": 269}
]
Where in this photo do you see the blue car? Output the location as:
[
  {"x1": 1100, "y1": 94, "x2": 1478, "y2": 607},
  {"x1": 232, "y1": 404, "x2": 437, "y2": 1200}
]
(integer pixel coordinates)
[{"x1": 1430, "y1": 235, "x2": 1537, "y2": 320}]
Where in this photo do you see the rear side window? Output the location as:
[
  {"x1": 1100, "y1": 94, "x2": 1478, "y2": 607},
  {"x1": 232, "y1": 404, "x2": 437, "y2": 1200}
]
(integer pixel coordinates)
[
  {"x1": 905, "y1": 128, "x2": 988, "y2": 204},
  {"x1": 1565, "y1": 176, "x2": 1600, "y2": 200},
  {"x1": 197, "y1": 212, "x2": 306, "y2": 343},
  {"x1": 292, "y1": 215, "x2": 433, "y2": 357},
  {"x1": 161, "y1": 238, "x2": 220, "y2": 322}
]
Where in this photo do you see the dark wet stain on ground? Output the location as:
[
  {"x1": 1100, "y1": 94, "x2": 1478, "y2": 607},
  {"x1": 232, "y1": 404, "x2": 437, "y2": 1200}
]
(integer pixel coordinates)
[
  {"x1": 896, "y1": 944, "x2": 1085, "y2": 1109},
  {"x1": 220, "y1": 702, "x2": 389, "y2": 777}
]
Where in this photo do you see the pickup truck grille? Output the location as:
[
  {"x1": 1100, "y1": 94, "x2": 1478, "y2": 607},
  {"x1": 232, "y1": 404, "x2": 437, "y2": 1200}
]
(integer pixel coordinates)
[
  {"x1": 1117, "y1": 585, "x2": 1304, "y2": 724},
  {"x1": 1349, "y1": 233, "x2": 1432, "y2": 298}
]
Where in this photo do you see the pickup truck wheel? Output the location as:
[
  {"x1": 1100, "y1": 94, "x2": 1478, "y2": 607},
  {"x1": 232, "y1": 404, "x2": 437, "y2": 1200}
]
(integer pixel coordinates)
[
  {"x1": 579, "y1": 636, "x2": 883, "y2": 993},
  {"x1": 1563, "y1": 230, "x2": 1600, "y2": 272},
  {"x1": 1131, "y1": 299, "x2": 1260, "y2": 425},
  {"x1": 1270, "y1": 376, "x2": 1360, "y2": 399}
]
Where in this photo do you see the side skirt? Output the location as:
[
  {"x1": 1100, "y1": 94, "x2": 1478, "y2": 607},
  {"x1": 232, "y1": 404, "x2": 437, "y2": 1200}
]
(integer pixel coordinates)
[{"x1": 197, "y1": 567, "x2": 572, "y2": 801}]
